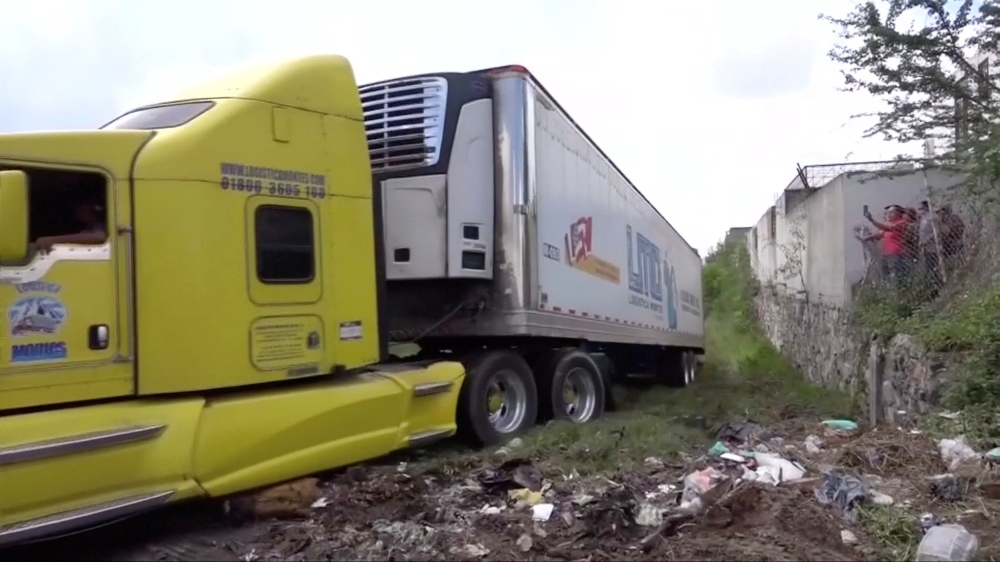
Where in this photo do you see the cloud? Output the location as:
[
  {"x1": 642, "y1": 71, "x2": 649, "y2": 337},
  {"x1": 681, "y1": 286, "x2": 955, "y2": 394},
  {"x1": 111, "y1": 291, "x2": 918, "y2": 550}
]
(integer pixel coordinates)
[{"x1": 0, "y1": 0, "x2": 907, "y2": 253}]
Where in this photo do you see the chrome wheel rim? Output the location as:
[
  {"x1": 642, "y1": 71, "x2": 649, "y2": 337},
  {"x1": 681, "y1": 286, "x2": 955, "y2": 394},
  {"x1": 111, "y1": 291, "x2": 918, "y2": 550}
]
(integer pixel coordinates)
[
  {"x1": 562, "y1": 367, "x2": 597, "y2": 422},
  {"x1": 485, "y1": 369, "x2": 528, "y2": 433}
]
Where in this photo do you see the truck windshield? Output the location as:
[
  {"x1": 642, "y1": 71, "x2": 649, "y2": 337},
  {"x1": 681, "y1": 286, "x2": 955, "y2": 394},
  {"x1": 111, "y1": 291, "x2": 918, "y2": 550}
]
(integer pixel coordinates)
[{"x1": 101, "y1": 101, "x2": 214, "y2": 130}]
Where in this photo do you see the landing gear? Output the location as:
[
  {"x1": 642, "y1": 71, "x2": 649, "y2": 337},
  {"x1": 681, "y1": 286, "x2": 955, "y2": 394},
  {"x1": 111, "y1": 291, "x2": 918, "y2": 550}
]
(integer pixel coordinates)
[
  {"x1": 657, "y1": 348, "x2": 695, "y2": 388},
  {"x1": 682, "y1": 351, "x2": 698, "y2": 386},
  {"x1": 457, "y1": 350, "x2": 538, "y2": 446},
  {"x1": 537, "y1": 349, "x2": 606, "y2": 423}
]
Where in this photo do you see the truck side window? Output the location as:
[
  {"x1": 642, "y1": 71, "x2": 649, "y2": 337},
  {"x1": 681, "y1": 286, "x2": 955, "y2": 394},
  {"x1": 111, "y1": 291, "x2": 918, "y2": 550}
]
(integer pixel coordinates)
[
  {"x1": 0, "y1": 167, "x2": 109, "y2": 266},
  {"x1": 255, "y1": 205, "x2": 315, "y2": 284}
]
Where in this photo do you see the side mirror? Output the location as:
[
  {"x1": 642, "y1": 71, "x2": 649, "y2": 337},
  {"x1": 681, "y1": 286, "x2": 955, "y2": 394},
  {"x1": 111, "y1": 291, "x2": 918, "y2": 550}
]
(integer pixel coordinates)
[{"x1": 0, "y1": 170, "x2": 29, "y2": 263}]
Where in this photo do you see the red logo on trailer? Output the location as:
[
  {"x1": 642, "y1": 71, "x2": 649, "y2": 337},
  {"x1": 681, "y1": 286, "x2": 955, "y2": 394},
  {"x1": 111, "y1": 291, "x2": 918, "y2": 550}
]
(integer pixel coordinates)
[
  {"x1": 562, "y1": 216, "x2": 621, "y2": 284},
  {"x1": 568, "y1": 216, "x2": 593, "y2": 264}
]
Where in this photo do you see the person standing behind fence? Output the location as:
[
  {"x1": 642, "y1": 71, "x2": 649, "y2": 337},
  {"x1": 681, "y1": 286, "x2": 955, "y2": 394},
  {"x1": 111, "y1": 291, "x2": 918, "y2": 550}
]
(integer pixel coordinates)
[
  {"x1": 937, "y1": 205, "x2": 966, "y2": 273},
  {"x1": 917, "y1": 201, "x2": 943, "y2": 291},
  {"x1": 864, "y1": 205, "x2": 910, "y2": 287}
]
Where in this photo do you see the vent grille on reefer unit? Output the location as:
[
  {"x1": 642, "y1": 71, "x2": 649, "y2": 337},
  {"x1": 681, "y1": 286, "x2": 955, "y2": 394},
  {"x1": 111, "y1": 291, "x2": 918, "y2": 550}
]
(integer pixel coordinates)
[{"x1": 359, "y1": 76, "x2": 448, "y2": 172}]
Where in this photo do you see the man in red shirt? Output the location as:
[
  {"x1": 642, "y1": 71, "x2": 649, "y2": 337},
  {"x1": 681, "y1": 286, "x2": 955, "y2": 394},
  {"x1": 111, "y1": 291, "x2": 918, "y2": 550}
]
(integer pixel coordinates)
[{"x1": 864, "y1": 205, "x2": 911, "y2": 286}]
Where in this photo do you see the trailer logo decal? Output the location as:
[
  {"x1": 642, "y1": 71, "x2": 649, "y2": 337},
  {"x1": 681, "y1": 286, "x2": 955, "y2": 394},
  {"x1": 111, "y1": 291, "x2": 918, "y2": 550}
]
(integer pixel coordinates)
[
  {"x1": 563, "y1": 217, "x2": 620, "y2": 284},
  {"x1": 11, "y1": 341, "x2": 67, "y2": 363},
  {"x1": 626, "y1": 226, "x2": 664, "y2": 317},
  {"x1": 219, "y1": 162, "x2": 328, "y2": 200},
  {"x1": 8, "y1": 281, "x2": 67, "y2": 338},
  {"x1": 664, "y1": 252, "x2": 678, "y2": 329},
  {"x1": 680, "y1": 290, "x2": 702, "y2": 316}
]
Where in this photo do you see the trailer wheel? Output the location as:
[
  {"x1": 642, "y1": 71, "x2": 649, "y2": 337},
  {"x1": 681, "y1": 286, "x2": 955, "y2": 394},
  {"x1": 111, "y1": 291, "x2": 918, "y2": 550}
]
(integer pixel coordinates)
[
  {"x1": 457, "y1": 350, "x2": 538, "y2": 447},
  {"x1": 538, "y1": 349, "x2": 606, "y2": 423},
  {"x1": 656, "y1": 348, "x2": 687, "y2": 388}
]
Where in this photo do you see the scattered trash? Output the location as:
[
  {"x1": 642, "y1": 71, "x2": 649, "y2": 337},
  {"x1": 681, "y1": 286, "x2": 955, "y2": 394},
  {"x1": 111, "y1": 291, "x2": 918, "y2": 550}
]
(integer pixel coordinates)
[
  {"x1": 531, "y1": 503, "x2": 554, "y2": 522},
  {"x1": 451, "y1": 543, "x2": 490, "y2": 558},
  {"x1": 572, "y1": 492, "x2": 596, "y2": 506},
  {"x1": 984, "y1": 448, "x2": 1000, "y2": 462},
  {"x1": 822, "y1": 419, "x2": 859, "y2": 431},
  {"x1": 916, "y1": 523, "x2": 979, "y2": 561},
  {"x1": 481, "y1": 459, "x2": 544, "y2": 492},
  {"x1": 931, "y1": 475, "x2": 965, "y2": 502},
  {"x1": 635, "y1": 503, "x2": 664, "y2": 526},
  {"x1": 752, "y1": 452, "x2": 805, "y2": 484},
  {"x1": 709, "y1": 441, "x2": 729, "y2": 456},
  {"x1": 939, "y1": 437, "x2": 979, "y2": 471},
  {"x1": 480, "y1": 505, "x2": 503, "y2": 515},
  {"x1": 937, "y1": 411, "x2": 962, "y2": 420},
  {"x1": 822, "y1": 419, "x2": 859, "y2": 438},
  {"x1": 680, "y1": 467, "x2": 731, "y2": 512},
  {"x1": 921, "y1": 513, "x2": 939, "y2": 533},
  {"x1": 815, "y1": 469, "x2": 868, "y2": 522},
  {"x1": 644, "y1": 456, "x2": 664, "y2": 468},
  {"x1": 509, "y1": 488, "x2": 544, "y2": 507},
  {"x1": 717, "y1": 420, "x2": 771, "y2": 446},
  {"x1": 493, "y1": 437, "x2": 523, "y2": 457},
  {"x1": 310, "y1": 497, "x2": 330, "y2": 509},
  {"x1": 720, "y1": 452, "x2": 746, "y2": 463},
  {"x1": 871, "y1": 491, "x2": 895, "y2": 506},
  {"x1": 644, "y1": 484, "x2": 677, "y2": 499},
  {"x1": 804, "y1": 434, "x2": 823, "y2": 454},
  {"x1": 841, "y1": 529, "x2": 858, "y2": 545},
  {"x1": 681, "y1": 467, "x2": 726, "y2": 502}
]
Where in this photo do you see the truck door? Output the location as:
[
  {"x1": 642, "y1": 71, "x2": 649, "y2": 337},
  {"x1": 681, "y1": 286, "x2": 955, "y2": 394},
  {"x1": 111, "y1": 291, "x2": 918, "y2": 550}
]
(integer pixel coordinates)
[{"x1": 0, "y1": 167, "x2": 133, "y2": 411}]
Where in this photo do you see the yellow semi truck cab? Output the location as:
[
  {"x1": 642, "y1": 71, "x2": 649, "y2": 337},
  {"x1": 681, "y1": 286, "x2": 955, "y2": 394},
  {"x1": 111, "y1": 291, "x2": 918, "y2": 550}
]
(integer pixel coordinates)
[{"x1": 0, "y1": 55, "x2": 466, "y2": 546}]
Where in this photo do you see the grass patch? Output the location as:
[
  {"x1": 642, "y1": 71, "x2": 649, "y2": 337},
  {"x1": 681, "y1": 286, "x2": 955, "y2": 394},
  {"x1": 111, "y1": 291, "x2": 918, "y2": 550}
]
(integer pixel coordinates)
[
  {"x1": 411, "y1": 241, "x2": 855, "y2": 477},
  {"x1": 859, "y1": 505, "x2": 921, "y2": 562},
  {"x1": 854, "y1": 275, "x2": 1000, "y2": 443}
]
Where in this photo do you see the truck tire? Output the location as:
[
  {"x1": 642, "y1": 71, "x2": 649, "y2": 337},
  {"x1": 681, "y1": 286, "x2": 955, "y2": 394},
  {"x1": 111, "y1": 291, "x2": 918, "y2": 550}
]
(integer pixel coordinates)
[
  {"x1": 457, "y1": 350, "x2": 539, "y2": 447},
  {"x1": 656, "y1": 348, "x2": 687, "y2": 388},
  {"x1": 537, "y1": 348, "x2": 606, "y2": 423}
]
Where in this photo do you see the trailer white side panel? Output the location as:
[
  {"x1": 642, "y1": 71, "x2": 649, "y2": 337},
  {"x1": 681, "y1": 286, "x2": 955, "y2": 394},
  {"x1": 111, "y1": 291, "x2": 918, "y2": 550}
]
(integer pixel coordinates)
[{"x1": 532, "y1": 88, "x2": 705, "y2": 343}]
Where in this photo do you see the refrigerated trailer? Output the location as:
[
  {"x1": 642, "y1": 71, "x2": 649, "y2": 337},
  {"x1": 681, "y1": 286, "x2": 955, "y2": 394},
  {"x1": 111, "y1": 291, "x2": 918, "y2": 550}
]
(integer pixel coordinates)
[{"x1": 361, "y1": 65, "x2": 705, "y2": 440}]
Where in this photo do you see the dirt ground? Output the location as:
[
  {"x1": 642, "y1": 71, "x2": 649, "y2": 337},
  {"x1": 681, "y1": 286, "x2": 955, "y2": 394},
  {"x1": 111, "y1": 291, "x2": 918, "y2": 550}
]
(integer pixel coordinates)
[{"x1": 6, "y1": 391, "x2": 1000, "y2": 562}]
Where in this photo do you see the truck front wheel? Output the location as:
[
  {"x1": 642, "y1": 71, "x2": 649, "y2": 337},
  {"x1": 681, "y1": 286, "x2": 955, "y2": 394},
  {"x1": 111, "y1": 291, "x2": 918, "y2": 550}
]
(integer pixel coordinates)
[
  {"x1": 538, "y1": 349, "x2": 606, "y2": 423},
  {"x1": 457, "y1": 350, "x2": 539, "y2": 447}
]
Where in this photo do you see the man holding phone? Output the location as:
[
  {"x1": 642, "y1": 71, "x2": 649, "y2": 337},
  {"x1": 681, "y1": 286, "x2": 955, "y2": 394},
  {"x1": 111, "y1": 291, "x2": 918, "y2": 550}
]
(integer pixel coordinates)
[{"x1": 864, "y1": 204, "x2": 910, "y2": 286}]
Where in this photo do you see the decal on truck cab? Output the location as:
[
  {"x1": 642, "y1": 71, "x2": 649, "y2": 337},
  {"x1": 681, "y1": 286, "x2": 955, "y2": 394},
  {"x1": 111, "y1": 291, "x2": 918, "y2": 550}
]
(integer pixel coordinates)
[
  {"x1": 8, "y1": 282, "x2": 67, "y2": 338},
  {"x1": 219, "y1": 162, "x2": 328, "y2": 200},
  {"x1": 11, "y1": 341, "x2": 67, "y2": 363},
  {"x1": 563, "y1": 217, "x2": 620, "y2": 284},
  {"x1": 8, "y1": 281, "x2": 70, "y2": 363}
]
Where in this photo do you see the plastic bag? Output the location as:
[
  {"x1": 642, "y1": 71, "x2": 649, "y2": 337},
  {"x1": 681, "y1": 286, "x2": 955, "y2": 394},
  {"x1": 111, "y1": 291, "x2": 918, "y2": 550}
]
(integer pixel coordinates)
[{"x1": 814, "y1": 469, "x2": 868, "y2": 522}]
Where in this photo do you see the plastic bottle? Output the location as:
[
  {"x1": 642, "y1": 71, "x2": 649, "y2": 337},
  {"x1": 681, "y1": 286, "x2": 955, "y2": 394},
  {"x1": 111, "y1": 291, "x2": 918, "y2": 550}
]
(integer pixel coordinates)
[{"x1": 916, "y1": 524, "x2": 979, "y2": 562}]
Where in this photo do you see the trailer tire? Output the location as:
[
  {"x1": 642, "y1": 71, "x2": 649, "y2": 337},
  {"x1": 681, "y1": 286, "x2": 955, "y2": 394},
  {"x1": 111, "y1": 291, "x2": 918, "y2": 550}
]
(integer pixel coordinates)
[
  {"x1": 656, "y1": 348, "x2": 687, "y2": 388},
  {"x1": 457, "y1": 350, "x2": 539, "y2": 447},
  {"x1": 537, "y1": 349, "x2": 606, "y2": 423}
]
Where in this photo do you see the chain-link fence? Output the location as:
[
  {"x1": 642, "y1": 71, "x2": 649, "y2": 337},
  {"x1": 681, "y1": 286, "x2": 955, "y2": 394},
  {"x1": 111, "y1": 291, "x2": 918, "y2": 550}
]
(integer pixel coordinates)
[{"x1": 849, "y1": 166, "x2": 1000, "y2": 310}]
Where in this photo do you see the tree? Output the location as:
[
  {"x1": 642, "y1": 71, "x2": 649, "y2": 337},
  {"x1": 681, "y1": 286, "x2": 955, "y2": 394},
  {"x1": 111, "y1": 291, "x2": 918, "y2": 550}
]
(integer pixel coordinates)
[{"x1": 822, "y1": 0, "x2": 1000, "y2": 179}]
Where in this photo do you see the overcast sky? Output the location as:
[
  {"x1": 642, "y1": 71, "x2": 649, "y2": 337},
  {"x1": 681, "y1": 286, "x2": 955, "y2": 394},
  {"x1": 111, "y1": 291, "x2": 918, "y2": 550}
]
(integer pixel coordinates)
[{"x1": 0, "y1": 0, "x2": 909, "y2": 254}]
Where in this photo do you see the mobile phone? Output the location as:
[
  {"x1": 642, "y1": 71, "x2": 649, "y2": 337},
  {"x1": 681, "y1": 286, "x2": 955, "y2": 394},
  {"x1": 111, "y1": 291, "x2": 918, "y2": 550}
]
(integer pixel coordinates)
[{"x1": 863, "y1": 204, "x2": 869, "y2": 215}]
